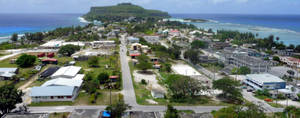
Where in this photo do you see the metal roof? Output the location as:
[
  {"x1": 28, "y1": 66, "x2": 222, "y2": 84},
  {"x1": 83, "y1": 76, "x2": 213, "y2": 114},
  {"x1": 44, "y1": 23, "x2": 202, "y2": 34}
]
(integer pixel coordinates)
[
  {"x1": 51, "y1": 66, "x2": 81, "y2": 78},
  {"x1": 42, "y1": 74, "x2": 84, "y2": 87},
  {"x1": 246, "y1": 73, "x2": 285, "y2": 85},
  {"x1": 30, "y1": 86, "x2": 75, "y2": 97}
]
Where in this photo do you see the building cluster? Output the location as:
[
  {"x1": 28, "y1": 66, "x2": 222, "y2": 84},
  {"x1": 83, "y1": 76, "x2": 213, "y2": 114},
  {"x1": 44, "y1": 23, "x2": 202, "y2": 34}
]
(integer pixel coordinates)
[{"x1": 30, "y1": 66, "x2": 84, "y2": 102}]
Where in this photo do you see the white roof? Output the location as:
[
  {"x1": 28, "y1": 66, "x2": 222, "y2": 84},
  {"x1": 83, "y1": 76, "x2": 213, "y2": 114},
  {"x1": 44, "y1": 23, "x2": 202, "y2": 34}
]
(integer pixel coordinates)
[
  {"x1": 40, "y1": 40, "x2": 64, "y2": 47},
  {"x1": 246, "y1": 73, "x2": 285, "y2": 84},
  {"x1": 51, "y1": 66, "x2": 81, "y2": 78},
  {"x1": 0, "y1": 68, "x2": 18, "y2": 78},
  {"x1": 40, "y1": 40, "x2": 85, "y2": 47},
  {"x1": 42, "y1": 74, "x2": 84, "y2": 87},
  {"x1": 62, "y1": 42, "x2": 85, "y2": 47}
]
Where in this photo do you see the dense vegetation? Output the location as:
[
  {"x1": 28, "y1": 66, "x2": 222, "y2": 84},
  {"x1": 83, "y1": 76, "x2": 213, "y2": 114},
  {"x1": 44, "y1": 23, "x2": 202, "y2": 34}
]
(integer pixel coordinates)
[
  {"x1": 83, "y1": 3, "x2": 170, "y2": 22},
  {"x1": 0, "y1": 85, "x2": 23, "y2": 117},
  {"x1": 58, "y1": 44, "x2": 81, "y2": 56},
  {"x1": 16, "y1": 54, "x2": 37, "y2": 68},
  {"x1": 213, "y1": 77, "x2": 242, "y2": 104}
]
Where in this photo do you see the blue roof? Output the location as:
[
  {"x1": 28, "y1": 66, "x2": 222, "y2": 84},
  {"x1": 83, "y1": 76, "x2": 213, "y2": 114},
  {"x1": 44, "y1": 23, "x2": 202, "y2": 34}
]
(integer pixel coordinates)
[
  {"x1": 30, "y1": 86, "x2": 75, "y2": 97},
  {"x1": 102, "y1": 111, "x2": 111, "y2": 117}
]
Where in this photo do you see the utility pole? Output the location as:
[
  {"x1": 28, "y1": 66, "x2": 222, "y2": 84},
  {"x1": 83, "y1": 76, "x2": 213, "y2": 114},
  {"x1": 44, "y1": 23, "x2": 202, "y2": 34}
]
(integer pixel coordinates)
[{"x1": 110, "y1": 77, "x2": 112, "y2": 105}]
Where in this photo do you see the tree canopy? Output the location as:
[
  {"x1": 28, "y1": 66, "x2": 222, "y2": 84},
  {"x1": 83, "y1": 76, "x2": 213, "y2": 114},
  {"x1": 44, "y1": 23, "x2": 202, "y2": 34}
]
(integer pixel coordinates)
[
  {"x1": 105, "y1": 101, "x2": 131, "y2": 118},
  {"x1": 212, "y1": 103, "x2": 266, "y2": 118},
  {"x1": 191, "y1": 40, "x2": 207, "y2": 49},
  {"x1": 213, "y1": 77, "x2": 242, "y2": 103},
  {"x1": 0, "y1": 85, "x2": 23, "y2": 117},
  {"x1": 16, "y1": 54, "x2": 36, "y2": 68},
  {"x1": 136, "y1": 54, "x2": 152, "y2": 72},
  {"x1": 10, "y1": 33, "x2": 18, "y2": 42},
  {"x1": 58, "y1": 44, "x2": 80, "y2": 56},
  {"x1": 164, "y1": 105, "x2": 179, "y2": 118}
]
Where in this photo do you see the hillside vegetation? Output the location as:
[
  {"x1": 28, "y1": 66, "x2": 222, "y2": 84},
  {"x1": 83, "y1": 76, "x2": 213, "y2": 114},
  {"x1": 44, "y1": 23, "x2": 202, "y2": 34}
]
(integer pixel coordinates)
[{"x1": 83, "y1": 3, "x2": 170, "y2": 22}]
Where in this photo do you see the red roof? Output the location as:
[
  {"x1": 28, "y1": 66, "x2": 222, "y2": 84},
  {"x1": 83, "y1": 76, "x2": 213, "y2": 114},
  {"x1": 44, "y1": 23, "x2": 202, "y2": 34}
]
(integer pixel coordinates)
[
  {"x1": 130, "y1": 54, "x2": 141, "y2": 56},
  {"x1": 42, "y1": 58, "x2": 57, "y2": 62},
  {"x1": 110, "y1": 76, "x2": 119, "y2": 79},
  {"x1": 170, "y1": 30, "x2": 179, "y2": 33},
  {"x1": 288, "y1": 57, "x2": 300, "y2": 63}
]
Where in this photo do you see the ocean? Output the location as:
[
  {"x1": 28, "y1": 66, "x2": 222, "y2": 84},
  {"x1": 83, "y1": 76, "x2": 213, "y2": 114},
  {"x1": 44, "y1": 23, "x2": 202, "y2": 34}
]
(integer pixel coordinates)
[
  {"x1": 171, "y1": 14, "x2": 300, "y2": 45},
  {"x1": 0, "y1": 13, "x2": 86, "y2": 42},
  {"x1": 0, "y1": 13, "x2": 300, "y2": 45}
]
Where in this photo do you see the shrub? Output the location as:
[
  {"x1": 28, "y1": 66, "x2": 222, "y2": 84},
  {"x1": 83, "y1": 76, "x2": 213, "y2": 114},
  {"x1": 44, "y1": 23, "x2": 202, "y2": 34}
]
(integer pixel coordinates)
[
  {"x1": 141, "y1": 79, "x2": 147, "y2": 85},
  {"x1": 16, "y1": 54, "x2": 37, "y2": 67}
]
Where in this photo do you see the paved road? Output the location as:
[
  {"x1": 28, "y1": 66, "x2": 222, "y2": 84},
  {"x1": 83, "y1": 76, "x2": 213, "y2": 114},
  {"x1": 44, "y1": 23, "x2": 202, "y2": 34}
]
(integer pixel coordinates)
[
  {"x1": 242, "y1": 89, "x2": 284, "y2": 113},
  {"x1": 120, "y1": 34, "x2": 138, "y2": 106},
  {"x1": 27, "y1": 35, "x2": 225, "y2": 113}
]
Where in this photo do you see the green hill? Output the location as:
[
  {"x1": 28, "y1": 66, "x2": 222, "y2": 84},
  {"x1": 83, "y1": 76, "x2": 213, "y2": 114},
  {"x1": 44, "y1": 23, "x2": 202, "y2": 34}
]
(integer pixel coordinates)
[{"x1": 83, "y1": 3, "x2": 170, "y2": 22}]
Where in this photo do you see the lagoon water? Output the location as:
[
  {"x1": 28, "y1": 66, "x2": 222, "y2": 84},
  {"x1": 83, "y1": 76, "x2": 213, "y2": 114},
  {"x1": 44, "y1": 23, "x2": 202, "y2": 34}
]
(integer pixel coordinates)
[
  {"x1": 172, "y1": 14, "x2": 300, "y2": 45},
  {"x1": 0, "y1": 13, "x2": 300, "y2": 45},
  {"x1": 0, "y1": 14, "x2": 85, "y2": 42}
]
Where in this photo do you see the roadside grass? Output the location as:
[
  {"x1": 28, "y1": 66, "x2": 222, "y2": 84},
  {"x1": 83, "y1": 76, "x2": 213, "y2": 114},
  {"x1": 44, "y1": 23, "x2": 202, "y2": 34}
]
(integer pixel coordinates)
[
  {"x1": 49, "y1": 112, "x2": 70, "y2": 118},
  {"x1": 29, "y1": 101, "x2": 74, "y2": 106},
  {"x1": 269, "y1": 102, "x2": 284, "y2": 108}
]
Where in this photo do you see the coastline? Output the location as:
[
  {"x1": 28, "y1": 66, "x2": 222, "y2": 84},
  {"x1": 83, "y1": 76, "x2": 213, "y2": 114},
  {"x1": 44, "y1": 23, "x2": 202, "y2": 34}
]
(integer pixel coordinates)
[{"x1": 0, "y1": 16, "x2": 89, "y2": 43}]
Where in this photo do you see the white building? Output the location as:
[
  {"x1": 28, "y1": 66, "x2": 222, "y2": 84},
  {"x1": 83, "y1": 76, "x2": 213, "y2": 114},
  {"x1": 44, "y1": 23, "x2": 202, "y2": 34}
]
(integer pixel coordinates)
[
  {"x1": 51, "y1": 66, "x2": 82, "y2": 79},
  {"x1": 42, "y1": 74, "x2": 84, "y2": 87},
  {"x1": 40, "y1": 40, "x2": 85, "y2": 49},
  {"x1": 244, "y1": 74, "x2": 286, "y2": 90},
  {"x1": 90, "y1": 40, "x2": 115, "y2": 49},
  {"x1": 143, "y1": 36, "x2": 160, "y2": 44},
  {"x1": 30, "y1": 86, "x2": 78, "y2": 102},
  {"x1": 31, "y1": 67, "x2": 84, "y2": 102},
  {"x1": 0, "y1": 68, "x2": 18, "y2": 80}
]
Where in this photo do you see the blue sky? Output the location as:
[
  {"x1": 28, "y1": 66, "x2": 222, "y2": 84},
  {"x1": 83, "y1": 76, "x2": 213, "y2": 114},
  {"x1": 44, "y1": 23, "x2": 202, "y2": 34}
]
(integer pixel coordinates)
[{"x1": 0, "y1": 0, "x2": 299, "y2": 14}]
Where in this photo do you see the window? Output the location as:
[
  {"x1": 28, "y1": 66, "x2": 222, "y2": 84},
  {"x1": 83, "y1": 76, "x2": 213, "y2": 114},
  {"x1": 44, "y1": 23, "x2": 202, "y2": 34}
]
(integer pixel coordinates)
[
  {"x1": 67, "y1": 96, "x2": 72, "y2": 99},
  {"x1": 51, "y1": 96, "x2": 54, "y2": 99}
]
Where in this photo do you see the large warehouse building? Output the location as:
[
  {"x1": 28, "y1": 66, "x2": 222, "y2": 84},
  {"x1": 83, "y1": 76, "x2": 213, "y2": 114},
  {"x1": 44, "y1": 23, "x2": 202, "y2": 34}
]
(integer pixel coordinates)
[{"x1": 243, "y1": 73, "x2": 286, "y2": 90}]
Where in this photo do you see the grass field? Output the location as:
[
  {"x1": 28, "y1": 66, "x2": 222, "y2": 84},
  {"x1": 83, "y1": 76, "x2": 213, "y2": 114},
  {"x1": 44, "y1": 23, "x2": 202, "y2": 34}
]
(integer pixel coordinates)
[{"x1": 49, "y1": 112, "x2": 70, "y2": 118}]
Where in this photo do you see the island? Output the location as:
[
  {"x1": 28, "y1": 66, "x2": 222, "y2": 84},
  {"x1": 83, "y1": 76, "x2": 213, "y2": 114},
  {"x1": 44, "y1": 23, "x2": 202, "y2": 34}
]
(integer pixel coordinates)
[{"x1": 83, "y1": 3, "x2": 170, "y2": 22}]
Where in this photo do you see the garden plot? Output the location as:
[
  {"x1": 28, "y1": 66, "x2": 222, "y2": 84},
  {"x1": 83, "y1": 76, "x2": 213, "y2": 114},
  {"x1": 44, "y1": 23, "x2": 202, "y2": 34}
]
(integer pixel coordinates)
[{"x1": 172, "y1": 64, "x2": 201, "y2": 76}]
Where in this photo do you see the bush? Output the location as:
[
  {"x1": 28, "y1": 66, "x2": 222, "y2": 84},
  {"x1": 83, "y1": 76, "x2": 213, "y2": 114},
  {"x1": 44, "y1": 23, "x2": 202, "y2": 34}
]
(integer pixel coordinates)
[
  {"x1": 141, "y1": 79, "x2": 147, "y2": 85},
  {"x1": 16, "y1": 54, "x2": 37, "y2": 67},
  {"x1": 89, "y1": 93, "x2": 96, "y2": 103}
]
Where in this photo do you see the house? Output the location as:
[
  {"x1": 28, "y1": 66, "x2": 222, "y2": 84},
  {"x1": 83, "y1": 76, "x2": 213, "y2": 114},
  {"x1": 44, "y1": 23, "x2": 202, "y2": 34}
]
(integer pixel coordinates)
[
  {"x1": 169, "y1": 29, "x2": 180, "y2": 37},
  {"x1": 42, "y1": 58, "x2": 58, "y2": 65},
  {"x1": 39, "y1": 40, "x2": 85, "y2": 49},
  {"x1": 210, "y1": 42, "x2": 230, "y2": 50},
  {"x1": 243, "y1": 73, "x2": 286, "y2": 90},
  {"x1": 90, "y1": 40, "x2": 115, "y2": 49},
  {"x1": 40, "y1": 67, "x2": 60, "y2": 79},
  {"x1": 30, "y1": 86, "x2": 79, "y2": 102},
  {"x1": 143, "y1": 35, "x2": 160, "y2": 44},
  {"x1": 0, "y1": 68, "x2": 18, "y2": 80},
  {"x1": 51, "y1": 66, "x2": 82, "y2": 79},
  {"x1": 128, "y1": 37, "x2": 140, "y2": 43},
  {"x1": 280, "y1": 56, "x2": 300, "y2": 67},
  {"x1": 37, "y1": 53, "x2": 45, "y2": 58},
  {"x1": 130, "y1": 43, "x2": 150, "y2": 54},
  {"x1": 47, "y1": 52, "x2": 55, "y2": 58}
]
